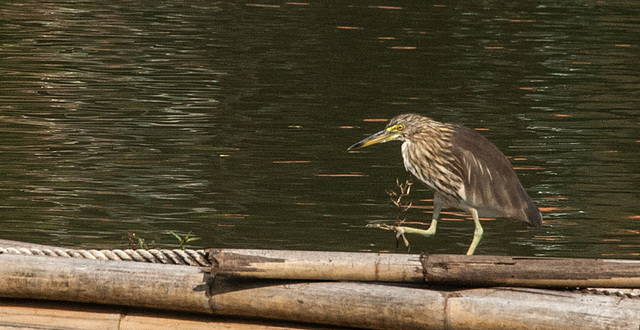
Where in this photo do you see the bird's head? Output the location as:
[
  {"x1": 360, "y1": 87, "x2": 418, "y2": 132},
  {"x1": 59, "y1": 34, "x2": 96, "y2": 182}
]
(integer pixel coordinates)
[{"x1": 347, "y1": 113, "x2": 427, "y2": 150}]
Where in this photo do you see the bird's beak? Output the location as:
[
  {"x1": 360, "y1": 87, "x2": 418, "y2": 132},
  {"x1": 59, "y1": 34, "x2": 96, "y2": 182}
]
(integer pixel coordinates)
[{"x1": 347, "y1": 129, "x2": 400, "y2": 150}]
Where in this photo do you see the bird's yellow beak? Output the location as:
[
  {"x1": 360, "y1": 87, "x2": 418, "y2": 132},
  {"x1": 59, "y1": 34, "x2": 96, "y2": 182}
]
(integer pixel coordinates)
[{"x1": 347, "y1": 128, "x2": 401, "y2": 150}]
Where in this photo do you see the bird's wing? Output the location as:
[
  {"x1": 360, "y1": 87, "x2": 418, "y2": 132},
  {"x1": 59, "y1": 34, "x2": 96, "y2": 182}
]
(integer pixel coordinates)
[{"x1": 449, "y1": 125, "x2": 542, "y2": 227}]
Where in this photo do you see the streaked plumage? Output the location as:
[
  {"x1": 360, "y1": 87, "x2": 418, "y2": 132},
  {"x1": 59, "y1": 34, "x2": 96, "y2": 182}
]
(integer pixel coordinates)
[{"x1": 348, "y1": 113, "x2": 542, "y2": 254}]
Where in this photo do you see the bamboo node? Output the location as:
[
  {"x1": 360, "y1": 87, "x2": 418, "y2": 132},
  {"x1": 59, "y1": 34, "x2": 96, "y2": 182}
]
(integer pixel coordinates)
[{"x1": 420, "y1": 252, "x2": 429, "y2": 281}]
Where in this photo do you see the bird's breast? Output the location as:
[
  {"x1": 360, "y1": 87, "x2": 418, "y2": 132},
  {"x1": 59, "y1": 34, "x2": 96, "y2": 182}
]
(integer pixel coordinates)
[{"x1": 401, "y1": 140, "x2": 463, "y2": 201}]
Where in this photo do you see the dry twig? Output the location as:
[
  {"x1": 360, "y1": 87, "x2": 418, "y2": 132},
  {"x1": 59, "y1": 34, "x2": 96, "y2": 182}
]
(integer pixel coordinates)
[
  {"x1": 385, "y1": 179, "x2": 414, "y2": 250},
  {"x1": 386, "y1": 178, "x2": 413, "y2": 225}
]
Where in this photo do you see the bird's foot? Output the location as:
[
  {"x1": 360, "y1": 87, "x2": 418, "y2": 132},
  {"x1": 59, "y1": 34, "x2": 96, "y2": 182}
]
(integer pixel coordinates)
[{"x1": 366, "y1": 224, "x2": 411, "y2": 250}]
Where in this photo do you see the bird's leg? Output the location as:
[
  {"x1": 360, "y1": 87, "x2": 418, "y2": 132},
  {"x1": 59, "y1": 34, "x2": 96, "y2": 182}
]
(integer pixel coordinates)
[
  {"x1": 368, "y1": 197, "x2": 440, "y2": 237},
  {"x1": 422, "y1": 199, "x2": 440, "y2": 236},
  {"x1": 466, "y1": 208, "x2": 483, "y2": 255}
]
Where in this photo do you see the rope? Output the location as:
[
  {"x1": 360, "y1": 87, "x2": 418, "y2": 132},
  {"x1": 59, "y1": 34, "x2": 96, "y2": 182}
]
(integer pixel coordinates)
[
  {"x1": 577, "y1": 288, "x2": 640, "y2": 299},
  {"x1": 0, "y1": 247, "x2": 210, "y2": 267}
]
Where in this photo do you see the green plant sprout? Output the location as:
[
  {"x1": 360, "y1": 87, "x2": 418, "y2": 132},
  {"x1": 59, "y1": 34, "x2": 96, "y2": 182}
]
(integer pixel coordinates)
[{"x1": 170, "y1": 231, "x2": 201, "y2": 250}]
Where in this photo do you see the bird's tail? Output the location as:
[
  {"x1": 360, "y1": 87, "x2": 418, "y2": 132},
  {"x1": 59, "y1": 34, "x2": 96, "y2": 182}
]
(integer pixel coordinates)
[{"x1": 523, "y1": 198, "x2": 543, "y2": 229}]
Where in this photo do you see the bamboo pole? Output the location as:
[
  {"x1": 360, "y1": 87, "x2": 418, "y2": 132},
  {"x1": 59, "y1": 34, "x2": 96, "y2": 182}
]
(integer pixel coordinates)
[
  {"x1": 446, "y1": 287, "x2": 640, "y2": 329},
  {"x1": 209, "y1": 249, "x2": 640, "y2": 288},
  {"x1": 209, "y1": 248, "x2": 424, "y2": 282},
  {"x1": 424, "y1": 254, "x2": 640, "y2": 288},
  {"x1": 0, "y1": 253, "x2": 212, "y2": 314},
  {"x1": 0, "y1": 298, "x2": 310, "y2": 330},
  {"x1": 210, "y1": 277, "x2": 446, "y2": 329},
  {"x1": 209, "y1": 281, "x2": 640, "y2": 330}
]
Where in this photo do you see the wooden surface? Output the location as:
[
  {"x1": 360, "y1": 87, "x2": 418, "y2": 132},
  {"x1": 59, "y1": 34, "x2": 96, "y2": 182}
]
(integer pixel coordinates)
[
  {"x1": 424, "y1": 253, "x2": 640, "y2": 288},
  {"x1": 1, "y1": 245, "x2": 640, "y2": 329},
  {"x1": 0, "y1": 298, "x2": 323, "y2": 330},
  {"x1": 0, "y1": 253, "x2": 212, "y2": 314},
  {"x1": 210, "y1": 278, "x2": 445, "y2": 329},
  {"x1": 209, "y1": 248, "x2": 424, "y2": 282},
  {"x1": 210, "y1": 248, "x2": 640, "y2": 288}
]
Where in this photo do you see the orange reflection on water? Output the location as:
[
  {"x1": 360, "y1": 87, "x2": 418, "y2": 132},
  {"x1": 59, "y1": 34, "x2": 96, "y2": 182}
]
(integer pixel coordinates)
[
  {"x1": 315, "y1": 173, "x2": 363, "y2": 177},
  {"x1": 370, "y1": 6, "x2": 402, "y2": 10},
  {"x1": 608, "y1": 229, "x2": 639, "y2": 235},
  {"x1": 601, "y1": 253, "x2": 640, "y2": 257},
  {"x1": 513, "y1": 166, "x2": 545, "y2": 170},
  {"x1": 539, "y1": 206, "x2": 563, "y2": 212},
  {"x1": 411, "y1": 205, "x2": 433, "y2": 210},
  {"x1": 542, "y1": 196, "x2": 568, "y2": 201},
  {"x1": 532, "y1": 237, "x2": 566, "y2": 241},
  {"x1": 273, "y1": 160, "x2": 310, "y2": 164}
]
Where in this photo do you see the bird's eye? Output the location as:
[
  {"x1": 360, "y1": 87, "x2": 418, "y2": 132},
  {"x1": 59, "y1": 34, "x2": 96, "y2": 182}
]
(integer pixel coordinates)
[{"x1": 396, "y1": 124, "x2": 405, "y2": 131}]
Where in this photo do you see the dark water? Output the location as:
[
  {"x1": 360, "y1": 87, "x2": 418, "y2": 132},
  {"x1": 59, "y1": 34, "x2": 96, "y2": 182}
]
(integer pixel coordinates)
[{"x1": 0, "y1": 1, "x2": 638, "y2": 258}]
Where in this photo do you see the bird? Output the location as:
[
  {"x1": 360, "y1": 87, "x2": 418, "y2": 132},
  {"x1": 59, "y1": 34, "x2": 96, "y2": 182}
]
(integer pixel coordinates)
[{"x1": 348, "y1": 113, "x2": 542, "y2": 255}]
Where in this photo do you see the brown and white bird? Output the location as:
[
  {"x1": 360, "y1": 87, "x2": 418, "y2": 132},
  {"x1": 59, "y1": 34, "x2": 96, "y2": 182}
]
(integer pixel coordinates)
[{"x1": 348, "y1": 113, "x2": 542, "y2": 254}]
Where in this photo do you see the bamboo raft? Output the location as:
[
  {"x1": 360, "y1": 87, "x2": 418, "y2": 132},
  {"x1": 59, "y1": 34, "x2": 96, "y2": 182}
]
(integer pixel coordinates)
[{"x1": 1, "y1": 239, "x2": 640, "y2": 329}]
